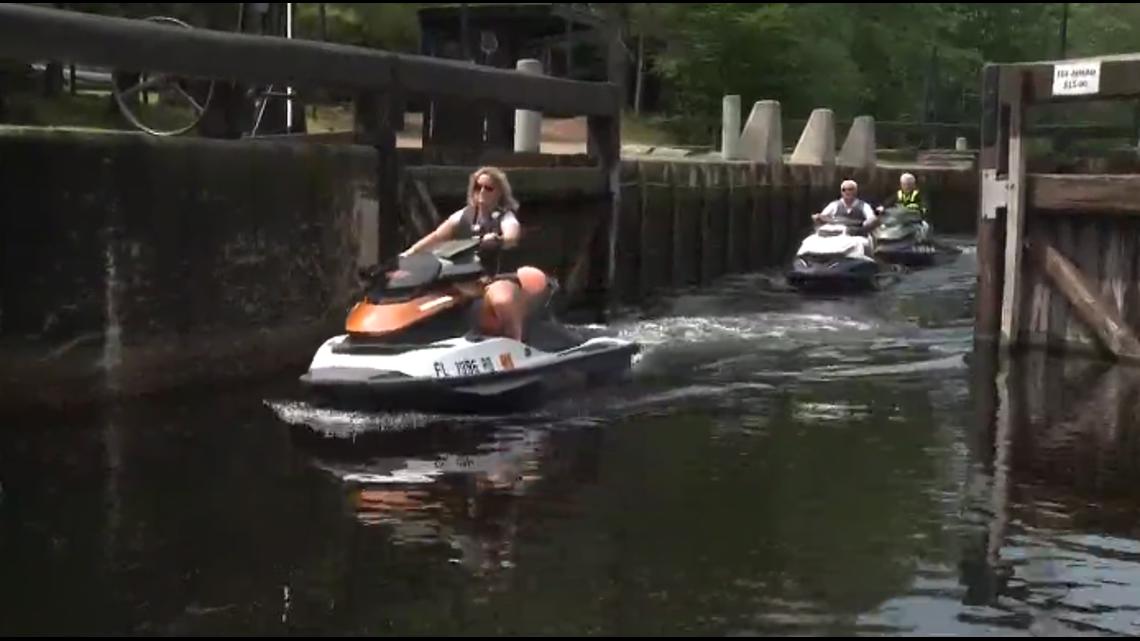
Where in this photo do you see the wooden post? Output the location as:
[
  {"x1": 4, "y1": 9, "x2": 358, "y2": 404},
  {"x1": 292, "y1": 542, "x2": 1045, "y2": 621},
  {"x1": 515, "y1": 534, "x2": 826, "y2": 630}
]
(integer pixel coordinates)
[
  {"x1": 355, "y1": 90, "x2": 402, "y2": 263},
  {"x1": 975, "y1": 64, "x2": 1007, "y2": 348},
  {"x1": 585, "y1": 10, "x2": 624, "y2": 309},
  {"x1": 588, "y1": 112, "x2": 621, "y2": 307},
  {"x1": 616, "y1": 159, "x2": 643, "y2": 303},
  {"x1": 640, "y1": 161, "x2": 674, "y2": 294},
  {"x1": 999, "y1": 69, "x2": 1027, "y2": 351}
]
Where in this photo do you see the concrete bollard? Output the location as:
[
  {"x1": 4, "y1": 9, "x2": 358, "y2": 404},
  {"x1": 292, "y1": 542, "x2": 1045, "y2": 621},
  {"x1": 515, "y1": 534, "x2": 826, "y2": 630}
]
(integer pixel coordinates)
[
  {"x1": 838, "y1": 115, "x2": 876, "y2": 168},
  {"x1": 721, "y1": 94, "x2": 742, "y2": 160},
  {"x1": 790, "y1": 108, "x2": 835, "y2": 166},
  {"x1": 739, "y1": 100, "x2": 783, "y2": 165},
  {"x1": 514, "y1": 59, "x2": 543, "y2": 153},
  {"x1": 955, "y1": 136, "x2": 968, "y2": 151}
]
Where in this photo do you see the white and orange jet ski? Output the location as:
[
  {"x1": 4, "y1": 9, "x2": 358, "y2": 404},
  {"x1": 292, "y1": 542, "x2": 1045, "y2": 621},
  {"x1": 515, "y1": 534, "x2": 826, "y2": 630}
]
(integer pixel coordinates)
[{"x1": 300, "y1": 238, "x2": 639, "y2": 413}]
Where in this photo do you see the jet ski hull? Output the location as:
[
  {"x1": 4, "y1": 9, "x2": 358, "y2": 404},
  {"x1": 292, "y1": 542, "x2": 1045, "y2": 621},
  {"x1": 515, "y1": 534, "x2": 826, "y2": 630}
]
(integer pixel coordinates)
[
  {"x1": 872, "y1": 208, "x2": 961, "y2": 268},
  {"x1": 786, "y1": 257, "x2": 881, "y2": 293},
  {"x1": 300, "y1": 334, "x2": 639, "y2": 413},
  {"x1": 301, "y1": 240, "x2": 640, "y2": 414},
  {"x1": 875, "y1": 239, "x2": 962, "y2": 268}
]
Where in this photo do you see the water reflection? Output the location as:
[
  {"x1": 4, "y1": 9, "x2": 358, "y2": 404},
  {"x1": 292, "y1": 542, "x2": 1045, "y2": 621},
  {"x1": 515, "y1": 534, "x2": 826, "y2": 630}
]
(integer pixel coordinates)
[
  {"x1": 301, "y1": 424, "x2": 587, "y2": 578},
  {"x1": 943, "y1": 349, "x2": 1140, "y2": 636},
  {"x1": 2, "y1": 237, "x2": 1140, "y2": 634}
]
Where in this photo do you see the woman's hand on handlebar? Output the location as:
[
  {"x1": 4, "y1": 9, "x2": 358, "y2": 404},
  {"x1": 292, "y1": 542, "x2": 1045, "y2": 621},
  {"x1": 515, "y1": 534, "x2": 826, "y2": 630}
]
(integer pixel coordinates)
[{"x1": 479, "y1": 232, "x2": 503, "y2": 250}]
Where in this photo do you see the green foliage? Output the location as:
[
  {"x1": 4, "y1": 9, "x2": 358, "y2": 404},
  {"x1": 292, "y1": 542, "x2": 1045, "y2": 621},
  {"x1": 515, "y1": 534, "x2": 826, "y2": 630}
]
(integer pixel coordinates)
[
  {"x1": 293, "y1": 3, "x2": 421, "y2": 53},
  {"x1": 630, "y1": 3, "x2": 1109, "y2": 144},
  {"x1": 651, "y1": 4, "x2": 866, "y2": 142},
  {"x1": 26, "y1": 2, "x2": 1140, "y2": 147},
  {"x1": 1068, "y1": 3, "x2": 1140, "y2": 57}
]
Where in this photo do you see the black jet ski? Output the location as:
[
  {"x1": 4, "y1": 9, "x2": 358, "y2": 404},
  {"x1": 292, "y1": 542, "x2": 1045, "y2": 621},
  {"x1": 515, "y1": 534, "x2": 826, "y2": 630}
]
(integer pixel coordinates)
[
  {"x1": 872, "y1": 205, "x2": 962, "y2": 268},
  {"x1": 299, "y1": 237, "x2": 639, "y2": 413},
  {"x1": 786, "y1": 222, "x2": 884, "y2": 293}
]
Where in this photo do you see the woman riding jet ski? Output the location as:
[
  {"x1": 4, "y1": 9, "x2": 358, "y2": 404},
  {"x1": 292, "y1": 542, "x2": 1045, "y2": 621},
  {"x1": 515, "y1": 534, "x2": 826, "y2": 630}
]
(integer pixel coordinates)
[
  {"x1": 786, "y1": 179, "x2": 885, "y2": 293},
  {"x1": 300, "y1": 166, "x2": 639, "y2": 413},
  {"x1": 872, "y1": 173, "x2": 961, "y2": 268}
]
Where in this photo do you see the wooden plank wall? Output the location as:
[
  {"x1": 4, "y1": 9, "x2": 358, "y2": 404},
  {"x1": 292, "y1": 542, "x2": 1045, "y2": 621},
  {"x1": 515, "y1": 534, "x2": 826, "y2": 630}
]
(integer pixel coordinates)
[
  {"x1": 1018, "y1": 212, "x2": 1140, "y2": 358},
  {"x1": 611, "y1": 159, "x2": 978, "y2": 303}
]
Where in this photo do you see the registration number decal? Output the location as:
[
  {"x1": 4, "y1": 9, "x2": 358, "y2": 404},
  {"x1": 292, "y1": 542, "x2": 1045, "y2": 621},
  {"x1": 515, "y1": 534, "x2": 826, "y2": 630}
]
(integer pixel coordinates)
[{"x1": 433, "y1": 356, "x2": 500, "y2": 378}]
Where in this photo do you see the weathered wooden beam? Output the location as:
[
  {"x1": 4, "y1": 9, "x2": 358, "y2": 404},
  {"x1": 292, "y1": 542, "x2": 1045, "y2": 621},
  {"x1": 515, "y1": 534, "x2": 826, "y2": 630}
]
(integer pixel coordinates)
[
  {"x1": 0, "y1": 4, "x2": 619, "y2": 116},
  {"x1": 999, "y1": 71, "x2": 1028, "y2": 350},
  {"x1": 587, "y1": 111, "x2": 622, "y2": 302},
  {"x1": 412, "y1": 179, "x2": 441, "y2": 226},
  {"x1": 354, "y1": 91, "x2": 401, "y2": 262},
  {"x1": 975, "y1": 64, "x2": 1005, "y2": 346},
  {"x1": 1028, "y1": 238, "x2": 1140, "y2": 361},
  {"x1": 1029, "y1": 174, "x2": 1140, "y2": 215}
]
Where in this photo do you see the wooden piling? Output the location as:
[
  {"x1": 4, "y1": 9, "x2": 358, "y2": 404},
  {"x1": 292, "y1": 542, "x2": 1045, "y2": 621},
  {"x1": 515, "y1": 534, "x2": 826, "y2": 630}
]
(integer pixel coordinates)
[
  {"x1": 975, "y1": 64, "x2": 1006, "y2": 348},
  {"x1": 640, "y1": 161, "x2": 674, "y2": 294},
  {"x1": 786, "y1": 164, "x2": 813, "y2": 263},
  {"x1": 587, "y1": 112, "x2": 621, "y2": 308},
  {"x1": 769, "y1": 165, "x2": 790, "y2": 267},
  {"x1": 673, "y1": 163, "x2": 702, "y2": 287},
  {"x1": 615, "y1": 160, "x2": 642, "y2": 303},
  {"x1": 749, "y1": 163, "x2": 773, "y2": 269},
  {"x1": 726, "y1": 165, "x2": 750, "y2": 274},
  {"x1": 999, "y1": 70, "x2": 1028, "y2": 351},
  {"x1": 354, "y1": 90, "x2": 401, "y2": 262},
  {"x1": 701, "y1": 164, "x2": 728, "y2": 284}
]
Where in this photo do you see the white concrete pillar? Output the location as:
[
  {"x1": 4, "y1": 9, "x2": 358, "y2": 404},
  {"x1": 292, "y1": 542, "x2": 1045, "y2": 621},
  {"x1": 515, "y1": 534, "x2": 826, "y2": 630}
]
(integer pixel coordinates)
[
  {"x1": 739, "y1": 100, "x2": 783, "y2": 164},
  {"x1": 838, "y1": 115, "x2": 876, "y2": 168},
  {"x1": 790, "y1": 108, "x2": 835, "y2": 166},
  {"x1": 721, "y1": 94, "x2": 742, "y2": 160},
  {"x1": 514, "y1": 59, "x2": 543, "y2": 153},
  {"x1": 956, "y1": 136, "x2": 969, "y2": 151}
]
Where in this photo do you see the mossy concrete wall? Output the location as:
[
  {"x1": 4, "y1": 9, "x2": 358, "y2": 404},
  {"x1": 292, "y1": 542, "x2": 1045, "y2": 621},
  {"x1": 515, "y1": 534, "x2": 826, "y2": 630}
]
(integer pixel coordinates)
[{"x1": 0, "y1": 128, "x2": 378, "y2": 412}]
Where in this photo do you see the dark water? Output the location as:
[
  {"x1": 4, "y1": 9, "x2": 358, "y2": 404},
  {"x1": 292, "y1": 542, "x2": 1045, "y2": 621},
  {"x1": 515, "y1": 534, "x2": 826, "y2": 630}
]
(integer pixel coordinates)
[{"x1": 3, "y1": 237, "x2": 1140, "y2": 635}]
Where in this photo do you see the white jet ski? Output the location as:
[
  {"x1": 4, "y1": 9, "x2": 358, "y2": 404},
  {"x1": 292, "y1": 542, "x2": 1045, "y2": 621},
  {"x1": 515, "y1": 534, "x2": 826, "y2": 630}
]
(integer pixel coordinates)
[
  {"x1": 300, "y1": 237, "x2": 639, "y2": 413},
  {"x1": 786, "y1": 222, "x2": 883, "y2": 293}
]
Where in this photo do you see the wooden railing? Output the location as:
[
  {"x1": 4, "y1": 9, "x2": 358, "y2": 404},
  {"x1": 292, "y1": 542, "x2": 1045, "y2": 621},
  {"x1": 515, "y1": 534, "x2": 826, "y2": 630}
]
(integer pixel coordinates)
[{"x1": 0, "y1": 4, "x2": 622, "y2": 263}]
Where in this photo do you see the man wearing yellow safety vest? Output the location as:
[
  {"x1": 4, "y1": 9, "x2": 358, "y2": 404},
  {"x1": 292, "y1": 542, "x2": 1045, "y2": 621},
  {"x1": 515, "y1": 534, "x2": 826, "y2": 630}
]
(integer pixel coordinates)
[{"x1": 876, "y1": 173, "x2": 928, "y2": 216}]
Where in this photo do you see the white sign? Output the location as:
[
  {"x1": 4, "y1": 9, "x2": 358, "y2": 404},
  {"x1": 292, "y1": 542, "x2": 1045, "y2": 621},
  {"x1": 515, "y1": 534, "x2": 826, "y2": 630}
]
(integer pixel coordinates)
[{"x1": 1052, "y1": 60, "x2": 1101, "y2": 96}]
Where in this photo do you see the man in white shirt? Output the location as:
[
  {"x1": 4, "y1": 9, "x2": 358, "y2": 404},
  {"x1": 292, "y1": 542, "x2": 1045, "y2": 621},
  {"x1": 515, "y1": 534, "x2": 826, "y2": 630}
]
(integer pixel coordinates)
[{"x1": 812, "y1": 179, "x2": 881, "y2": 234}]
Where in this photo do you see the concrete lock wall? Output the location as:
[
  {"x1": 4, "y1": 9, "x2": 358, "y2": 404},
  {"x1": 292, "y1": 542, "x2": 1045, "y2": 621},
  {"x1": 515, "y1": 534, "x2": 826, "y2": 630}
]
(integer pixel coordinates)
[
  {"x1": 0, "y1": 112, "x2": 979, "y2": 410},
  {"x1": 0, "y1": 128, "x2": 378, "y2": 412}
]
